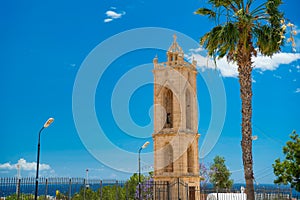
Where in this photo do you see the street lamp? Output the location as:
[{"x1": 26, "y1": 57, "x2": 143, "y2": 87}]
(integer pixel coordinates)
[
  {"x1": 85, "y1": 169, "x2": 89, "y2": 188},
  {"x1": 252, "y1": 135, "x2": 258, "y2": 141},
  {"x1": 252, "y1": 135, "x2": 258, "y2": 185},
  {"x1": 34, "y1": 118, "x2": 54, "y2": 200},
  {"x1": 138, "y1": 141, "x2": 150, "y2": 200}
]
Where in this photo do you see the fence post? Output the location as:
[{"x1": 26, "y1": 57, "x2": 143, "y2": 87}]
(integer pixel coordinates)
[
  {"x1": 100, "y1": 180, "x2": 102, "y2": 200},
  {"x1": 167, "y1": 182, "x2": 170, "y2": 200},
  {"x1": 186, "y1": 183, "x2": 188, "y2": 200},
  {"x1": 68, "y1": 178, "x2": 72, "y2": 200},
  {"x1": 16, "y1": 178, "x2": 21, "y2": 200},
  {"x1": 158, "y1": 188, "x2": 160, "y2": 200},
  {"x1": 44, "y1": 178, "x2": 48, "y2": 200},
  {"x1": 125, "y1": 181, "x2": 128, "y2": 200},
  {"x1": 116, "y1": 180, "x2": 119, "y2": 200},
  {"x1": 153, "y1": 181, "x2": 156, "y2": 200},
  {"x1": 177, "y1": 178, "x2": 180, "y2": 200},
  {"x1": 83, "y1": 178, "x2": 86, "y2": 200}
]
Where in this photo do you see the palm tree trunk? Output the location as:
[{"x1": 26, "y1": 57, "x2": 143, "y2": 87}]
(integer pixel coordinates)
[{"x1": 237, "y1": 41, "x2": 255, "y2": 200}]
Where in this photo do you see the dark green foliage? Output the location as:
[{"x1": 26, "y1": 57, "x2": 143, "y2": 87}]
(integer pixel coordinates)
[
  {"x1": 71, "y1": 172, "x2": 152, "y2": 200},
  {"x1": 101, "y1": 185, "x2": 126, "y2": 200},
  {"x1": 5, "y1": 194, "x2": 48, "y2": 200},
  {"x1": 195, "y1": 0, "x2": 285, "y2": 61},
  {"x1": 209, "y1": 156, "x2": 234, "y2": 189},
  {"x1": 273, "y1": 130, "x2": 300, "y2": 192},
  {"x1": 208, "y1": 0, "x2": 231, "y2": 8},
  {"x1": 5, "y1": 194, "x2": 31, "y2": 200},
  {"x1": 71, "y1": 185, "x2": 125, "y2": 200},
  {"x1": 194, "y1": 8, "x2": 216, "y2": 18},
  {"x1": 254, "y1": 25, "x2": 281, "y2": 55},
  {"x1": 125, "y1": 173, "x2": 140, "y2": 199}
]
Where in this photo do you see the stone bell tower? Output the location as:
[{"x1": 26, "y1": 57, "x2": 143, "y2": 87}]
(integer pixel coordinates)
[{"x1": 152, "y1": 35, "x2": 200, "y2": 200}]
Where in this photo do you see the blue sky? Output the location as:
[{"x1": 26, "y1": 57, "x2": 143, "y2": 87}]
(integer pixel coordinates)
[{"x1": 0, "y1": 0, "x2": 299, "y2": 184}]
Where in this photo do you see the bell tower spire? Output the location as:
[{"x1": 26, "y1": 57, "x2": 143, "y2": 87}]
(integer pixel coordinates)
[{"x1": 152, "y1": 35, "x2": 200, "y2": 200}]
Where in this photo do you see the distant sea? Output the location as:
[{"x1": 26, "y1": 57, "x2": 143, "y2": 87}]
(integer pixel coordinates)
[{"x1": 1, "y1": 182, "x2": 102, "y2": 197}]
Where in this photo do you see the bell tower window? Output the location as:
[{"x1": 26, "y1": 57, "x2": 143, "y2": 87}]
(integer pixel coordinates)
[
  {"x1": 164, "y1": 143, "x2": 173, "y2": 172},
  {"x1": 187, "y1": 145, "x2": 194, "y2": 173},
  {"x1": 163, "y1": 88, "x2": 173, "y2": 128},
  {"x1": 186, "y1": 89, "x2": 192, "y2": 130}
]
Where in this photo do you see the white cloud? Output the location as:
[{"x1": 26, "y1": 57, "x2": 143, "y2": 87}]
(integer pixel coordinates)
[
  {"x1": 253, "y1": 52, "x2": 300, "y2": 71},
  {"x1": 295, "y1": 88, "x2": 300, "y2": 93},
  {"x1": 189, "y1": 47, "x2": 206, "y2": 53},
  {"x1": 104, "y1": 18, "x2": 113, "y2": 23},
  {"x1": 104, "y1": 10, "x2": 126, "y2": 23},
  {"x1": 188, "y1": 49, "x2": 300, "y2": 78},
  {"x1": 106, "y1": 10, "x2": 122, "y2": 19},
  {"x1": 0, "y1": 158, "x2": 51, "y2": 171},
  {"x1": 0, "y1": 163, "x2": 13, "y2": 170},
  {"x1": 186, "y1": 52, "x2": 238, "y2": 77}
]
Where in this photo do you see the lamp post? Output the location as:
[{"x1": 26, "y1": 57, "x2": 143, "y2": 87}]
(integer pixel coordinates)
[
  {"x1": 34, "y1": 118, "x2": 54, "y2": 200},
  {"x1": 86, "y1": 169, "x2": 89, "y2": 188},
  {"x1": 138, "y1": 141, "x2": 150, "y2": 200},
  {"x1": 252, "y1": 135, "x2": 258, "y2": 185},
  {"x1": 84, "y1": 169, "x2": 89, "y2": 200}
]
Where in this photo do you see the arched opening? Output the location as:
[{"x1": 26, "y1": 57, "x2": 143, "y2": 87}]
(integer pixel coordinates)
[
  {"x1": 187, "y1": 145, "x2": 193, "y2": 173},
  {"x1": 164, "y1": 143, "x2": 173, "y2": 172},
  {"x1": 186, "y1": 89, "x2": 192, "y2": 130},
  {"x1": 163, "y1": 88, "x2": 173, "y2": 128}
]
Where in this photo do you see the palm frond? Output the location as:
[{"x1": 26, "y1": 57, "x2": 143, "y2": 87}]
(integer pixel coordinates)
[
  {"x1": 254, "y1": 25, "x2": 282, "y2": 56},
  {"x1": 250, "y1": 2, "x2": 266, "y2": 16},
  {"x1": 200, "y1": 23, "x2": 239, "y2": 60},
  {"x1": 218, "y1": 22, "x2": 239, "y2": 59},
  {"x1": 266, "y1": 0, "x2": 284, "y2": 29},
  {"x1": 233, "y1": 0, "x2": 243, "y2": 9},
  {"x1": 200, "y1": 25, "x2": 222, "y2": 56},
  {"x1": 196, "y1": 0, "x2": 287, "y2": 60},
  {"x1": 208, "y1": 0, "x2": 231, "y2": 7},
  {"x1": 194, "y1": 8, "x2": 216, "y2": 18},
  {"x1": 246, "y1": 0, "x2": 254, "y2": 10}
]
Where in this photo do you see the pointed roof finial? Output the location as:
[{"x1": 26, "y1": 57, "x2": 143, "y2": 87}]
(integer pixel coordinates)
[
  {"x1": 168, "y1": 34, "x2": 183, "y2": 55},
  {"x1": 173, "y1": 34, "x2": 177, "y2": 42}
]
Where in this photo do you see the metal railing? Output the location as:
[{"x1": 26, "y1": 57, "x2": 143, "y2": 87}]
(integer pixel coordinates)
[
  {"x1": 1, "y1": 177, "x2": 299, "y2": 200},
  {"x1": 0, "y1": 177, "x2": 127, "y2": 200}
]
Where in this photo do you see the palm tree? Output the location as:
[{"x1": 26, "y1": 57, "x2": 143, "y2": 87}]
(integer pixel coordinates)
[{"x1": 195, "y1": 1, "x2": 288, "y2": 200}]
